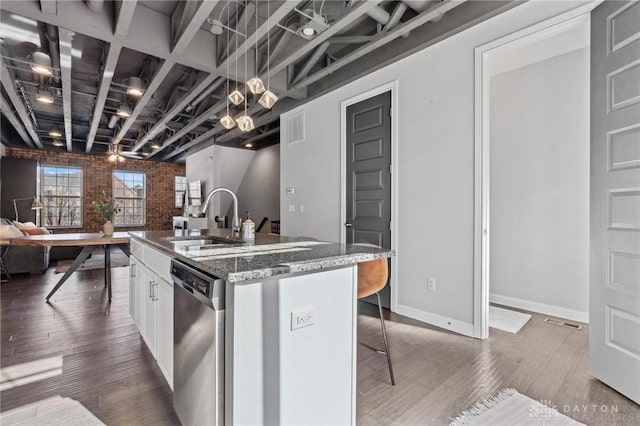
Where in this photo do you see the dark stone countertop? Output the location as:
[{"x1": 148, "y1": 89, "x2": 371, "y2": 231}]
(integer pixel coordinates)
[{"x1": 128, "y1": 229, "x2": 394, "y2": 283}]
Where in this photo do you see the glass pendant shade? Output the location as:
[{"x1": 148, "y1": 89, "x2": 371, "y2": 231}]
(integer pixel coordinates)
[
  {"x1": 228, "y1": 89, "x2": 244, "y2": 106},
  {"x1": 236, "y1": 115, "x2": 255, "y2": 132},
  {"x1": 247, "y1": 77, "x2": 265, "y2": 95},
  {"x1": 31, "y1": 52, "x2": 52, "y2": 75},
  {"x1": 220, "y1": 114, "x2": 236, "y2": 130},
  {"x1": 258, "y1": 90, "x2": 278, "y2": 109}
]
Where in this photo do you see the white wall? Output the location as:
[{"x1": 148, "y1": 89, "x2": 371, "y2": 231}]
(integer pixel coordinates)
[
  {"x1": 489, "y1": 48, "x2": 590, "y2": 322},
  {"x1": 226, "y1": 144, "x2": 280, "y2": 229},
  {"x1": 280, "y1": 0, "x2": 592, "y2": 334},
  {"x1": 186, "y1": 145, "x2": 254, "y2": 228}
]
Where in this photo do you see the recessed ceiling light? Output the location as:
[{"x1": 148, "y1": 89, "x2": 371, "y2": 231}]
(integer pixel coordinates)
[
  {"x1": 31, "y1": 51, "x2": 52, "y2": 75},
  {"x1": 244, "y1": 143, "x2": 253, "y2": 148},
  {"x1": 52, "y1": 140, "x2": 64, "y2": 147},
  {"x1": 151, "y1": 141, "x2": 161, "y2": 149},
  {"x1": 141, "y1": 151, "x2": 149, "y2": 156},
  {"x1": 36, "y1": 89, "x2": 54, "y2": 104}
]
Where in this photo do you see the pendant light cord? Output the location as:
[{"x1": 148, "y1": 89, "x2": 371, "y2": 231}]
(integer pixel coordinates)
[
  {"x1": 244, "y1": 0, "x2": 248, "y2": 116},
  {"x1": 267, "y1": 0, "x2": 270, "y2": 90},
  {"x1": 226, "y1": 1, "x2": 231, "y2": 116}
]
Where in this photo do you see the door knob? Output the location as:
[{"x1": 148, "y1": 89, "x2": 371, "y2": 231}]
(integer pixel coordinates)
[{"x1": 345, "y1": 223, "x2": 352, "y2": 227}]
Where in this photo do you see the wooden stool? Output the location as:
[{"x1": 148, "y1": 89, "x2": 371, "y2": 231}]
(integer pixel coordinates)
[{"x1": 355, "y1": 243, "x2": 395, "y2": 385}]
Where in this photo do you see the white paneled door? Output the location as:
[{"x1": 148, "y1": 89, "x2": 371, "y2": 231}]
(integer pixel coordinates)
[{"x1": 590, "y1": 0, "x2": 640, "y2": 405}]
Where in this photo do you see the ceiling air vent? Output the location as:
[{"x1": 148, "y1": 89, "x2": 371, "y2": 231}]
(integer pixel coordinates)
[{"x1": 287, "y1": 111, "x2": 305, "y2": 145}]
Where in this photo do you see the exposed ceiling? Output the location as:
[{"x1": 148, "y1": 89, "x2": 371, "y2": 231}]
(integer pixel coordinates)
[{"x1": 0, "y1": 0, "x2": 518, "y2": 162}]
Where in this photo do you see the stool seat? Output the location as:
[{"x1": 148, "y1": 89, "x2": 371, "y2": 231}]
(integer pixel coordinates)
[{"x1": 354, "y1": 243, "x2": 395, "y2": 385}]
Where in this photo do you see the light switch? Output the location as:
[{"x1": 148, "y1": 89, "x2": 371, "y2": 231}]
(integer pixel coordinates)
[
  {"x1": 289, "y1": 204, "x2": 296, "y2": 213},
  {"x1": 286, "y1": 187, "x2": 295, "y2": 195}
]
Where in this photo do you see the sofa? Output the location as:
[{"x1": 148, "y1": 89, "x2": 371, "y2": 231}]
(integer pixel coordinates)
[{"x1": 0, "y1": 218, "x2": 50, "y2": 275}]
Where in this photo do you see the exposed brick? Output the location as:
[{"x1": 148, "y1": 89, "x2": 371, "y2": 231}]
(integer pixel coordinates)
[{"x1": 4, "y1": 147, "x2": 185, "y2": 232}]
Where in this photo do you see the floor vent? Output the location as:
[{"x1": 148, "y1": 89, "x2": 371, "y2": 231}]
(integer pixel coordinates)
[{"x1": 544, "y1": 317, "x2": 583, "y2": 330}]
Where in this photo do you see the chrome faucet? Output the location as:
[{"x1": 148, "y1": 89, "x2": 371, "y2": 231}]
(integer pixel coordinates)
[{"x1": 199, "y1": 187, "x2": 241, "y2": 233}]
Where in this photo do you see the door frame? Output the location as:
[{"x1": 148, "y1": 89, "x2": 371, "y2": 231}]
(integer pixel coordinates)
[
  {"x1": 340, "y1": 81, "x2": 399, "y2": 312},
  {"x1": 472, "y1": 2, "x2": 601, "y2": 339}
]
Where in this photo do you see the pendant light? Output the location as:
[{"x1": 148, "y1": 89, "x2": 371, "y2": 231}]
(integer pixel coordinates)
[
  {"x1": 221, "y1": 1, "x2": 236, "y2": 130},
  {"x1": 259, "y1": 0, "x2": 278, "y2": 109},
  {"x1": 237, "y1": 0, "x2": 254, "y2": 132},
  {"x1": 49, "y1": 125, "x2": 62, "y2": 137},
  {"x1": 227, "y1": 3, "x2": 244, "y2": 106},
  {"x1": 31, "y1": 51, "x2": 52, "y2": 76},
  {"x1": 36, "y1": 88, "x2": 54, "y2": 104},
  {"x1": 126, "y1": 76, "x2": 145, "y2": 97},
  {"x1": 247, "y1": 2, "x2": 265, "y2": 95}
]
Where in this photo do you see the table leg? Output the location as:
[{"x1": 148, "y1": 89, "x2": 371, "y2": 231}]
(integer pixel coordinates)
[
  {"x1": 105, "y1": 244, "x2": 112, "y2": 301},
  {"x1": 46, "y1": 246, "x2": 93, "y2": 302}
]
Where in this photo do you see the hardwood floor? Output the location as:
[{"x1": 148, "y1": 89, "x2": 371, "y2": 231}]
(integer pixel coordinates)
[{"x1": 1, "y1": 266, "x2": 638, "y2": 425}]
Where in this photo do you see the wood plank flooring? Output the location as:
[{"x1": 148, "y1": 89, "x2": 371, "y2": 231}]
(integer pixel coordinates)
[{"x1": 1, "y1": 266, "x2": 639, "y2": 425}]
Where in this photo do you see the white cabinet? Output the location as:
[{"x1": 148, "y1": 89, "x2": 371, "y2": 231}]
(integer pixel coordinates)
[
  {"x1": 157, "y1": 278, "x2": 173, "y2": 387},
  {"x1": 142, "y1": 266, "x2": 159, "y2": 355},
  {"x1": 128, "y1": 240, "x2": 174, "y2": 389}
]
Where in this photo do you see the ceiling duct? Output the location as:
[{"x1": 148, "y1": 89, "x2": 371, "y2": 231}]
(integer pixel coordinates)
[
  {"x1": 366, "y1": 6, "x2": 391, "y2": 25},
  {"x1": 85, "y1": 0, "x2": 104, "y2": 12},
  {"x1": 46, "y1": 25, "x2": 61, "y2": 82}
]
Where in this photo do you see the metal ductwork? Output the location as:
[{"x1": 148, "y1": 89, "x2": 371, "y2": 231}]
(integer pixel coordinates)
[
  {"x1": 85, "y1": 0, "x2": 104, "y2": 12},
  {"x1": 366, "y1": 5, "x2": 391, "y2": 25},
  {"x1": 184, "y1": 79, "x2": 220, "y2": 113},
  {"x1": 108, "y1": 114, "x2": 119, "y2": 129},
  {"x1": 46, "y1": 25, "x2": 61, "y2": 82}
]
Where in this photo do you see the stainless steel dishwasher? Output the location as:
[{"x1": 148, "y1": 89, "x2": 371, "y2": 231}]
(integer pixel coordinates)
[{"x1": 171, "y1": 260, "x2": 225, "y2": 426}]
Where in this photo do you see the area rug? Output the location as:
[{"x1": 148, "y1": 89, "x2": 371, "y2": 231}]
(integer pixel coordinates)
[
  {"x1": 451, "y1": 388, "x2": 584, "y2": 426},
  {"x1": 0, "y1": 395, "x2": 105, "y2": 425},
  {"x1": 489, "y1": 305, "x2": 532, "y2": 334},
  {"x1": 55, "y1": 249, "x2": 129, "y2": 274}
]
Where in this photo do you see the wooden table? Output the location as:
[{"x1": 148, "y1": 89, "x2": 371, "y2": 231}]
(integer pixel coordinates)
[{"x1": 12, "y1": 232, "x2": 131, "y2": 302}]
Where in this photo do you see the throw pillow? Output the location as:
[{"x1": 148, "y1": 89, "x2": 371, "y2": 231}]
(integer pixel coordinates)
[
  {"x1": 22, "y1": 222, "x2": 37, "y2": 229},
  {"x1": 22, "y1": 228, "x2": 46, "y2": 236},
  {"x1": 0, "y1": 225, "x2": 24, "y2": 239},
  {"x1": 12, "y1": 221, "x2": 25, "y2": 230}
]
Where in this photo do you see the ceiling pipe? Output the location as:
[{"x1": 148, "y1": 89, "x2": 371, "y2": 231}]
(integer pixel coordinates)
[
  {"x1": 46, "y1": 25, "x2": 61, "y2": 82},
  {"x1": 403, "y1": 0, "x2": 445, "y2": 22},
  {"x1": 184, "y1": 79, "x2": 220, "y2": 113},
  {"x1": 85, "y1": 0, "x2": 104, "y2": 12},
  {"x1": 386, "y1": 3, "x2": 408, "y2": 30},
  {"x1": 108, "y1": 114, "x2": 119, "y2": 129},
  {"x1": 366, "y1": 5, "x2": 390, "y2": 25}
]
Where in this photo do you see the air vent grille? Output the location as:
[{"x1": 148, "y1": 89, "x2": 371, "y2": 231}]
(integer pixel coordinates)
[
  {"x1": 544, "y1": 317, "x2": 583, "y2": 330},
  {"x1": 287, "y1": 111, "x2": 305, "y2": 144}
]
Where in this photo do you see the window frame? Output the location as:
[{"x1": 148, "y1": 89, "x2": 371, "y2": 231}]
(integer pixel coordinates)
[
  {"x1": 40, "y1": 164, "x2": 84, "y2": 229},
  {"x1": 112, "y1": 170, "x2": 146, "y2": 227}
]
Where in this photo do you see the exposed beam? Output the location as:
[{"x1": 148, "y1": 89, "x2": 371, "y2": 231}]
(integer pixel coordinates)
[
  {"x1": 290, "y1": 1, "x2": 467, "y2": 91},
  {"x1": 112, "y1": 60, "x2": 174, "y2": 145},
  {"x1": 86, "y1": 43, "x2": 122, "y2": 153},
  {"x1": 241, "y1": 126, "x2": 280, "y2": 145},
  {"x1": 114, "y1": 0, "x2": 138, "y2": 37},
  {"x1": 259, "y1": 31, "x2": 292, "y2": 74},
  {"x1": 172, "y1": 0, "x2": 220, "y2": 53},
  {"x1": 146, "y1": 81, "x2": 227, "y2": 158},
  {"x1": 0, "y1": 93, "x2": 35, "y2": 148},
  {"x1": 292, "y1": 42, "x2": 330, "y2": 84},
  {"x1": 59, "y1": 28, "x2": 74, "y2": 152},
  {"x1": 328, "y1": 36, "x2": 374, "y2": 44},
  {"x1": 154, "y1": 1, "x2": 383, "y2": 157},
  {"x1": 40, "y1": 0, "x2": 57, "y2": 15},
  {"x1": 223, "y1": 2, "x2": 256, "y2": 60},
  {"x1": 0, "y1": 61, "x2": 42, "y2": 149},
  {"x1": 386, "y1": 2, "x2": 408, "y2": 30},
  {"x1": 130, "y1": 1, "x2": 301, "y2": 152}
]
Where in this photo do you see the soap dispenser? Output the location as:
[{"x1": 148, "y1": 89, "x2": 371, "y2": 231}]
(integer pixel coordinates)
[{"x1": 242, "y1": 212, "x2": 255, "y2": 242}]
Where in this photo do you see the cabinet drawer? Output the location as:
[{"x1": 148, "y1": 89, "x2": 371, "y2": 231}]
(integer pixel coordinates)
[
  {"x1": 143, "y1": 245, "x2": 172, "y2": 283},
  {"x1": 130, "y1": 239, "x2": 144, "y2": 260}
]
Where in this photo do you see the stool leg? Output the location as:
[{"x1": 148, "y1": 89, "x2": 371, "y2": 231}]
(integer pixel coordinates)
[{"x1": 376, "y1": 292, "x2": 395, "y2": 385}]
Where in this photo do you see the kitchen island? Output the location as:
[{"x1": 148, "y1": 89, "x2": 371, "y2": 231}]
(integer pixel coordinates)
[{"x1": 128, "y1": 229, "x2": 394, "y2": 426}]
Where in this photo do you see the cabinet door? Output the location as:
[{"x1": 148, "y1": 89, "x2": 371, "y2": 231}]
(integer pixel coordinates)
[
  {"x1": 157, "y1": 278, "x2": 174, "y2": 388},
  {"x1": 129, "y1": 257, "x2": 138, "y2": 322},
  {"x1": 142, "y1": 266, "x2": 159, "y2": 357}
]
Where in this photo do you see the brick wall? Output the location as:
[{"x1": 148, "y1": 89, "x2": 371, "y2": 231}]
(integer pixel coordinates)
[{"x1": 3, "y1": 146, "x2": 185, "y2": 232}]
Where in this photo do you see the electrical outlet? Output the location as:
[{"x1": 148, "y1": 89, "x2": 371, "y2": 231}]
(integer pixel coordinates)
[
  {"x1": 291, "y1": 307, "x2": 316, "y2": 330},
  {"x1": 289, "y1": 204, "x2": 296, "y2": 213},
  {"x1": 427, "y1": 277, "x2": 436, "y2": 291}
]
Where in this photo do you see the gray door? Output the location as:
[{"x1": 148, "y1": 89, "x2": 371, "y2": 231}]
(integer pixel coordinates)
[
  {"x1": 590, "y1": 0, "x2": 640, "y2": 405},
  {"x1": 346, "y1": 91, "x2": 392, "y2": 307}
]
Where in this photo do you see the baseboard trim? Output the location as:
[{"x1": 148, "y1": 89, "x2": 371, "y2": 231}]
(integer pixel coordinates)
[
  {"x1": 490, "y1": 293, "x2": 589, "y2": 324},
  {"x1": 395, "y1": 304, "x2": 475, "y2": 337}
]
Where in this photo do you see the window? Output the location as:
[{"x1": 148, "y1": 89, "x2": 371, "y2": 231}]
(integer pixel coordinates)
[
  {"x1": 41, "y1": 165, "x2": 83, "y2": 228},
  {"x1": 175, "y1": 176, "x2": 186, "y2": 208},
  {"x1": 113, "y1": 171, "x2": 146, "y2": 226}
]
